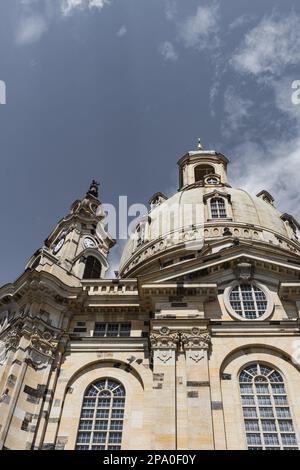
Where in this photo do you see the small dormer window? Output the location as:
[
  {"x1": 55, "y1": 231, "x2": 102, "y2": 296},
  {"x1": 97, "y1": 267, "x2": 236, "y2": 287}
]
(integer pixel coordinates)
[
  {"x1": 83, "y1": 256, "x2": 102, "y2": 279},
  {"x1": 210, "y1": 197, "x2": 227, "y2": 218},
  {"x1": 194, "y1": 165, "x2": 215, "y2": 183}
]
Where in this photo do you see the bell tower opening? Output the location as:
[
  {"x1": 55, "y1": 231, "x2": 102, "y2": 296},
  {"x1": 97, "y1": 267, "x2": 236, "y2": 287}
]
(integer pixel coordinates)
[
  {"x1": 177, "y1": 139, "x2": 230, "y2": 190},
  {"x1": 83, "y1": 256, "x2": 102, "y2": 279},
  {"x1": 194, "y1": 165, "x2": 215, "y2": 183}
]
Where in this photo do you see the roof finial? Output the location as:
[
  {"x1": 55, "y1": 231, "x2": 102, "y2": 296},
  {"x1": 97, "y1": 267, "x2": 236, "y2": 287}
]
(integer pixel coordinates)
[
  {"x1": 87, "y1": 179, "x2": 100, "y2": 198},
  {"x1": 197, "y1": 137, "x2": 203, "y2": 150}
]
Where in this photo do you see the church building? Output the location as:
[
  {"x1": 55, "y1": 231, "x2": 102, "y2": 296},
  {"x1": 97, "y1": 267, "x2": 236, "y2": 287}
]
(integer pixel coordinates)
[{"x1": 1, "y1": 144, "x2": 300, "y2": 450}]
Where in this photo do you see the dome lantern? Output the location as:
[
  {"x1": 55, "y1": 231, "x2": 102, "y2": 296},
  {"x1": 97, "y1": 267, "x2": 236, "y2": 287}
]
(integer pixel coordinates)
[{"x1": 177, "y1": 145, "x2": 229, "y2": 190}]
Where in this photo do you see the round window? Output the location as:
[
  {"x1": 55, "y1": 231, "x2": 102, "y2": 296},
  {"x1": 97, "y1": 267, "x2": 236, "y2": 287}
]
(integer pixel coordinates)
[{"x1": 225, "y1": 283, "x2": 272, "y2": 320}]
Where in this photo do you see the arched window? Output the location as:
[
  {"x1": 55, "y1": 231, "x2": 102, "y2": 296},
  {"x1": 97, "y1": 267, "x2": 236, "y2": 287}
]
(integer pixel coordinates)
[
  {"x1": 76, "y1": 378, "x2": 125, "y2": 450},
  {"x1": 194, "y1": 165, "x2": 215, "y2": 182},
  {"x1": 239, "y1": 363, "x2": 298, "y2": 450},
  {"x1": 210, "y1": 197, "x2": 226, "y2": 218},
  {"x1": 83, "y1": 256, "x2": 102, "y2": 279}
]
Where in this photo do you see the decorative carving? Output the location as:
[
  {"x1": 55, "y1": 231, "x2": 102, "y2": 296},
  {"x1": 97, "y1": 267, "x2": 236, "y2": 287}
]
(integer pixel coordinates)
[
  {"x1": 27, "y1": 328, "x2": 59, "y2": 368},
  {"x1": 186, "y1": 349, "x2": 205, "y2": 363},
  {"x1": 4, "y1": 326, "x2": 22, "y2": 351},
  {"x1": 0, "y1": 311, "x2": 9, "y2": 334},
  {"x1": 234, "y1": 261, "x2": 254, "y2": 281},
  {"x1": 150, "y1": 327, "x2": 211, "y2": 364}
]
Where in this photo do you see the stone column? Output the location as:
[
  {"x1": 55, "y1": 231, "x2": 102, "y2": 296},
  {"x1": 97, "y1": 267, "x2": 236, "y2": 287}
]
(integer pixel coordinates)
[
  {"x1": 150, "y1": 328, "x2": 177, "y2": 450},
  {"x1": 182, "y1": 329, "x2": 214, "y2": 449}
]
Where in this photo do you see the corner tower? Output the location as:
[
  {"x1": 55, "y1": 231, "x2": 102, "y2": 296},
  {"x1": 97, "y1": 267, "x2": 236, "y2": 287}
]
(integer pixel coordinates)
[{"x1": 26, "y1": 181, "x2": 115, "y2": 285}]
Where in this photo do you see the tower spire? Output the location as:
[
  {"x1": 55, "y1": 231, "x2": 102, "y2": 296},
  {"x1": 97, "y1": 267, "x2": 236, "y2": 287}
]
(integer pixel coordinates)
[
  {"x1": 87, "y1": 180, "x2": 100, "y2": 198},
  {"x1": 197, "y1": 137, "x2": 203, "y2": 150}
]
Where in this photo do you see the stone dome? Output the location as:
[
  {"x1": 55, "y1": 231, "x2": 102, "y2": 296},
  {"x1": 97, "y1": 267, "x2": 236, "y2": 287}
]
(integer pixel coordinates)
[{"x1": 119, "y1": 149, "x2": 300, "y2": 277}]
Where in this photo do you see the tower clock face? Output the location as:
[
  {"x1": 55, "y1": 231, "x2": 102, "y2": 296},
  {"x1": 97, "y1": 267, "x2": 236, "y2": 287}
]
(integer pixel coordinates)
[
  {"x1": 83, "y1": 237, "x2": 97, "y2": 249},
  {"x1": 53, "y1": 237, "x2": 65, "y2": 254}
]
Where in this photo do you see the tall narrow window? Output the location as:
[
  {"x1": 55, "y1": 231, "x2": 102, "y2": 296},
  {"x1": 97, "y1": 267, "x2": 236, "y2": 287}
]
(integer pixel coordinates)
[
  {"x1": 76, "y1": 378, "x2": 125, "y2": 450},
  {"x1": 210, "y1": 197, "x2": 226, "y2": 218},
  {"x1": 83, "y1": 256, "x2": 102, "y2": 279},
  {"x1": 194, "y1": 165, "x2": 215, "y2": 182},
  {"x1": 239, "y1": 363, "x2": 298, "y2": 450}
]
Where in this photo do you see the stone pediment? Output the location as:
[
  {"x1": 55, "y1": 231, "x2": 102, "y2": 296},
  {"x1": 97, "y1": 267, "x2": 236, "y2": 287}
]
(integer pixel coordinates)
[{"x1": 138, "y1": 243, "x2": 300, "y2": 288}]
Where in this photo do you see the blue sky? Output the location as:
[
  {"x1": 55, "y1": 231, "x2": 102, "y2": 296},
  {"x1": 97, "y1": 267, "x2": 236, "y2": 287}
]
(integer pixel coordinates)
[{"x1": 1, "y1": 0, "x2": 300, "y2": 285}]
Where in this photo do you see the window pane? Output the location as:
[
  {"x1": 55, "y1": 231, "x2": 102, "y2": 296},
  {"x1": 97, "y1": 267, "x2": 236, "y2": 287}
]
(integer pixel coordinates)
[
  {"x1": 110, "y1": 420, "x2": 123, "y2": 430},
  {"x1": 281, "y1": 434, "x2": 297, "y2": 446},
  {"x1": 247, "y1": 434, "x2": 261, "y2": 445},
  {"x1": 240, "y1": 363, "x2": 298, "y2": 450},
  {"x1": 96, "y1": 409, "x2": 109, "y2": 419},
  {"x1": 278, "y1": 420, "x2": 294, "y2": 432},
  {"x1": 77, "y1": 432, "x2": 91, "y2": 444},
  {"x1": 76, "y1": 378, "x2": 125, "y2": 450},
  {"x1": 262, "y1": 421, "x2": 276, "y2": 432},
  {"x1": 245, "y1": 420, "x2": 259, "y2": 432},
  {"x1": 276, "y1": 408, "x2": 290, "y2": 418},
  {"x1": 230, "y1": 285, "x2": 267, "y2": 319},
  {"x1": 240, "y1": 384, "x2": 253, "y2": 394},
  {"x1": 94, "y1": 421, "x2": 108, "y2": 430},
  {"x1": 78, "y1": 420, "x2": 93, "y2": 431},
  {"x1": 243, "y1": 408, "x2": 257, "y2": 418},
  {"x1": 93, "y1": 433, "x2": 106, "y2": 444},
  {"x1": 264, "y1": 434, "x2": 279, "y2": 446},
  {"x1": 81, "y1": 409, "x2": 94, "y2": 419},
  {"x1": 109, "y1": 432, "x2": 122, "y2": 444},
  {"x1": 242, "y1": 396, "x2": 255, "y2": 406},
  {"x1": 255, "y1": 384, "x2": 269, "y2": 394},
  {"x1": 119, "y1": 323, "x2": 131, "y2": 337},
  {"x1": 271, "y1": 384, "x2": 285, "y2": 394},
  {"x1": 274, "y1": 396, "x2": 288, "y2": 406},
  {"x1": 94, "y1": 323, "x2": 106, "y2": 337},
  {"x1": 106, "y1": 324, "x2": 119, "y2": 337}
]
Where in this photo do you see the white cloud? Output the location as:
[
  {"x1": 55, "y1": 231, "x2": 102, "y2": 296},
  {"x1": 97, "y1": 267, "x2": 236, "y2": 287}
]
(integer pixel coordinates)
[
  {"x1": 16, "y1": 15, "x2": 48, "y2": 45},
  {"x1": 15, "y1": 0, "x2": 111, "y2": 45},
  {"x1": 228, "y1": 14, "x2": 255, "y2": 31},
  {"x1": 230, "y1": 136, "x2": 300, "y2": 219},
  {"x1": 61, "y1": 0, "x2": 110, "y2": 15},
  {"x1": 231, "y1": 13, "x2": 300, "y2": 78},
  {"x1": 165, "y1": 0, "x2": 177, "y2": 22},
  {"x1": 179, "y1": 2, "x2": 219, "y2": 50},
  {"x1": 159, "y1": 41, "x2": 178, "y2": 61},
  {"x1": 222, "y1": 86, "x2": 253, "y2": 137},
  {"x1": 117, "y1": 25, "x2": 127, "y2": 37}
]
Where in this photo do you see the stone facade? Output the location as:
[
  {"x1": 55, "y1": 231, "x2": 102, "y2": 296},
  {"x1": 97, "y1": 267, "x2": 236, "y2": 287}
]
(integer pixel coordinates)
[{"x1": 1, "y1": 148, "x2": 300, "y2": 450}]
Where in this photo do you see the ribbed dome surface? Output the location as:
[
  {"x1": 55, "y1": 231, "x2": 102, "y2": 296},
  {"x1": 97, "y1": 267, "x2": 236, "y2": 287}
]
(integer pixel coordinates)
[{"x1": 119, "y1": 184, "x2": 299, "y2": 276}]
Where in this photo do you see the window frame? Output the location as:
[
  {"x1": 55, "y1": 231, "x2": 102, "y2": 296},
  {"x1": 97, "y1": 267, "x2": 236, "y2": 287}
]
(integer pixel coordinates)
[
  {"x1": 75, "y1": 378, "x2": 126, "y2": 451},
  {"x1": 224, "y1": 281, "x2": 274, "y2": 321},
  {"x1": 209, "y1": 197, "x2": 227, "y2": 219},
  {"x1": 239, "y1": 363, "x2": 298, "y2": 450},
  {"x1": 93, "y1": 322, "x2": 131, "y2": 338}
]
